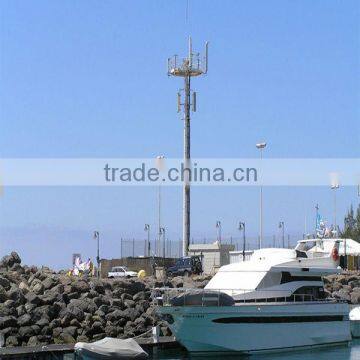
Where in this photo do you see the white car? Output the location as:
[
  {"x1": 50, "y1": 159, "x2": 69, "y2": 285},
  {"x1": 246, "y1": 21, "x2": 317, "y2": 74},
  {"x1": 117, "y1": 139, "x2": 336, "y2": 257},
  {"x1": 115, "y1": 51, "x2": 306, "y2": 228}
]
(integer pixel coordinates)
[{"x1": 108, "y1": 266, "x2": 137, "y2": 278}]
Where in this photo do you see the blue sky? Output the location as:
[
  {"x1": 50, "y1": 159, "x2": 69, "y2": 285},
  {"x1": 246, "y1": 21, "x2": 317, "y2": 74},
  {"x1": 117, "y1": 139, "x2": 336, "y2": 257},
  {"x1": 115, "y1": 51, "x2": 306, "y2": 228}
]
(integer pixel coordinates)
[{"x1": 0, "y1": 0, "x2": 359, "y2": 269}]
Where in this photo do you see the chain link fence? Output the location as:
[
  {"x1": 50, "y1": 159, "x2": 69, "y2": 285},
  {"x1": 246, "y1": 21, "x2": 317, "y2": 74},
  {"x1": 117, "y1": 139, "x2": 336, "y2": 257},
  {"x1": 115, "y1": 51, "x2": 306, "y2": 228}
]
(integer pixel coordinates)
[{"x1": 117, "y1": 234, "x2": 305, "y2": 259}]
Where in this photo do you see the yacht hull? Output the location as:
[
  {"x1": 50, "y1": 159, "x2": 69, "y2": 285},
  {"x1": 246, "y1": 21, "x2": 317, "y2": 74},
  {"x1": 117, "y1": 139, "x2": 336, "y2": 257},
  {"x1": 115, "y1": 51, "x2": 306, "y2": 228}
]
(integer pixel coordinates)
[{"x1": 159, "y1": 302, "x2": 351, "y2": 354}]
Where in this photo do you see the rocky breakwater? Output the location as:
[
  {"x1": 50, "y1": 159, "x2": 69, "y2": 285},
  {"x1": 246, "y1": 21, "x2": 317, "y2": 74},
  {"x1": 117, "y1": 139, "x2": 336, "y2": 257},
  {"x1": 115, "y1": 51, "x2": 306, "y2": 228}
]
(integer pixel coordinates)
[
  {"x1": 324, "y1": 272, "x2": 360, "y2": 304},
  {"x1": 0, "y1": 252, "x2": 208, "y2": 348}
]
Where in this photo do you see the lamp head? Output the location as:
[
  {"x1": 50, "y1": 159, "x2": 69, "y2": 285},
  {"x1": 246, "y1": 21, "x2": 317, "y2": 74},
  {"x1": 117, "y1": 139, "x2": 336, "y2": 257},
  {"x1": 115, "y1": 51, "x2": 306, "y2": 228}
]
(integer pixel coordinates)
[{"x1": 256, "y1": 142, "x2": 267, "y2": 149}]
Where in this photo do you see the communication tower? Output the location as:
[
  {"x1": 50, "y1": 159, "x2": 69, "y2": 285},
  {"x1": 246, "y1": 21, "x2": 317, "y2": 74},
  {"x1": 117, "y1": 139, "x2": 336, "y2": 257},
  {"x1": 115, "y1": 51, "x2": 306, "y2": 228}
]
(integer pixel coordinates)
[{"x1": 167, "y1": 37, "x2": 208, "y2": 256}]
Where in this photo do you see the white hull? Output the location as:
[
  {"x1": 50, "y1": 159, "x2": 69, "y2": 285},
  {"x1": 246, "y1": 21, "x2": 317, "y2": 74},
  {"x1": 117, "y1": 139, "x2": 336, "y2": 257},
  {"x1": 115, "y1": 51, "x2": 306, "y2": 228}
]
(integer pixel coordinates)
[{"x1": 160, "y1": 302, "x2": 351, "y2": 353}]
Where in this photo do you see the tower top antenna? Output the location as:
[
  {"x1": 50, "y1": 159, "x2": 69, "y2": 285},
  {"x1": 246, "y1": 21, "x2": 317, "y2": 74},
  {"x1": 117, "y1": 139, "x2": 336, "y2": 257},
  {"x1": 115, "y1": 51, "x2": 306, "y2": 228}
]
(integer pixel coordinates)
[{"x1": 167, "y1": 37, "x2": 208, "y2": 78}]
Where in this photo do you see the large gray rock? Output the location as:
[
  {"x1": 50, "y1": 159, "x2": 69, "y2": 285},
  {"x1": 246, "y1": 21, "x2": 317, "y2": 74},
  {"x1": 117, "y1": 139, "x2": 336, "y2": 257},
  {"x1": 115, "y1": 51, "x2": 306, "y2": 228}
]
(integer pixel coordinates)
[
  {"x1": 16, "y1": 305, "x2": 26, "y2": 317},
  {"x1": 51, "y1": 283, "x2": 65, "y2": 294},
  {"x1": 63, "y1": 326, "x2": 78, "y2": 338},
  {"x1": 93, "y1": 295, "x2": 110, "y2": 307},
  {"x1": 55, "y1": 332, "x2": 75, "y2": 344},
  {"x1": 122, "y1": 307, "x2": 139, "y2": 322},
  {"x1": 5, "y1": 335, "x2": 19, "y2": 347},
  {"x1": 91, "y1": 321, "x2": 104, "y2": 334},
  {"x1": 25, "y1": 303, "x2": 37, "y2": 313},
  {"x1": 60, "y1": 304, "x2": 85, "y2": 322},
  {"x1": 52, "y1": 327, "x2": 63, "y2": 338},
  {"x1": 105, "y1": 309, "x2": 123, "y2": 322},
  {"x1": 25, "y1": 291, "x2": 43, "y2": 305},
  {"x1": 18, "y1": 325, "x2": 36, "y2": 338},
  {"x1": 0, "y1": 304, "x2": 15, "y2": 317},
  {"x1": 40, "y1": 291, "x2": 58, "y2": 305},
  {"x1": 10, "y1": 252, "x2": 21, "y2": 264},
  {"x1": 49, "y1": 319, "x2": 61, "y2": 330},
  {"x1": 124, "y1": 299, "x2": 135, "y2": 308},
  {"x1": 19, "y1": 281, "x2": 30, "y2": 294},
  {"x1": 41, "y1": 325, "x2": 52, "y2": 336},
  {"x1": 32, "y1": 282, "x2": 45, "y2": 295},
  {"x1": 0, "y1": 252, "x2": 21, "y2": 268},
  {"x1": 72, "y1": 280, "x2": 90, "y2": 293},
  {"x1": 7, "y1": 286, "x2": 25, "y2": 305},
  {"x1": 105, "y1": 324, "x2": 118, "y2": 337},
  {"x1": 133, "y1": 291, "x2": 147, "y2": 301},
  {"x1": 68, "y1": 298, "x2": 97, "y2": 314},
  {"x1": 90, "y1": 280, "x2": 105, "y2": 294},
  {"x1": 27, "y1": 335, "x2": 42, "y2": 346},
  {"x1": 351, "y1": 289, "x2": 360, "y2": 304},
  {"x1": 98, "y1": 304, "x2": 109, "y2": 314},
  {"x1": 36, "y1": 317, "x2": 50, "y2": 327},
  {"x1": 0, "y1": 285, "x2": 7, "y2": 302},
  {"x1": 42, "y1": 277, "x2": 57, "y2": 290},
  {"x1": 0, "y1": 316, "x2": 17, "y2": 329},
  {"x1": 0, "y1": 276, "x2": 11, "y2": 290},
  {"x1": 332, "y1": 289, "x2": 351, "y2": 302},
  {"x1": 31, "y1": 305, "x2": 55, "y2": 322},
  {"x1": 17, "y1": 313, "x2": 32, "y2": 326}
]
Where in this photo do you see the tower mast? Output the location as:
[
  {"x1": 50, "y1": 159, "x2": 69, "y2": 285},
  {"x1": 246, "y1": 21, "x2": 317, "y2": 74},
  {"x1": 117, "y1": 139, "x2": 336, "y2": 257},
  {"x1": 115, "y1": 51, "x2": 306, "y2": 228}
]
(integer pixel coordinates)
[{"x1": 167, "y1": 38, "x2": 208, "y2": 256}]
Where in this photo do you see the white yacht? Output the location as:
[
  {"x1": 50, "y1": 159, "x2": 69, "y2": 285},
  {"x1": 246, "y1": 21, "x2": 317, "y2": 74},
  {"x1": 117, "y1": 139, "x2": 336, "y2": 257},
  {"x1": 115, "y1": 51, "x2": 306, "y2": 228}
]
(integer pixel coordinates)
[{"x1": 158, "y1": 239, "x2": 351, "y2": 354}]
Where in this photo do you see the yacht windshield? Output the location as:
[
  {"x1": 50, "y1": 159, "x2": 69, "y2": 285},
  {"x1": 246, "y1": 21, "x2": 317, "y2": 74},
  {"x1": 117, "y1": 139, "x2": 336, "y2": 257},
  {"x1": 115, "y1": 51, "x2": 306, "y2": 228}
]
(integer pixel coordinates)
[
  {"x1": 296, "y1": 241, "x2": 316, "y2": 252},
  {"x1": 206, "y1": 270, "x2": 266, "y2": 294}
]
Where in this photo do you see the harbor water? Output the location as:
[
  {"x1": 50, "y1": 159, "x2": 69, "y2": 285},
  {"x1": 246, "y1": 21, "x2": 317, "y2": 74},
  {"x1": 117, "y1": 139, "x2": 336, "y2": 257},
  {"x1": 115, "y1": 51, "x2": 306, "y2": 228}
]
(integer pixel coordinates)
[
  {"x1": 149, "y1": 339, "x2": 360, "y2": 360},
  {"x1": 56, "y1": 340, "x2": 360, "y2": 360}
]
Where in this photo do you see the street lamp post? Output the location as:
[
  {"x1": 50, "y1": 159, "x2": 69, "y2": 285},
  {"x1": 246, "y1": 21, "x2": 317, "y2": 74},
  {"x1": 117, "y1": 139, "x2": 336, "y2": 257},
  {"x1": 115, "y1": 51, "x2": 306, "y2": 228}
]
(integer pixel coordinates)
[
  {"x1": 160, "y1": 227, "x2": 166, "y2": 259},
  {"x1": 279, "y1": 221, "x2": 285, "y2": 248},
  {"x1": 216, "y1": 221, "x2": 222, "y2": 243},
  {"x1": 144, "y1": 224, "x2": 150, "y2": 257},
  {"x1": 93, "y1": 231, "x2": 100, "y2": 278},
  {"x1": 156, "y1": 155, "x2": 165, "y2": 257},
  {"x1": 238, "y1": 222, "x2": 246, "y2": 261},
  {"x1": 256, "y1": 142, "x2": 267, "y2": 249}
]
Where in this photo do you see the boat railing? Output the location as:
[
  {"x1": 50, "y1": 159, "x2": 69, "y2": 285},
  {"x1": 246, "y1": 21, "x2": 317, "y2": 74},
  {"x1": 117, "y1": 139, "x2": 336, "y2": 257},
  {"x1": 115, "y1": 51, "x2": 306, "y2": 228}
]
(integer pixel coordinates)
[{"x1": 153, "y1": 287, "x2": 333, "y2": 307}]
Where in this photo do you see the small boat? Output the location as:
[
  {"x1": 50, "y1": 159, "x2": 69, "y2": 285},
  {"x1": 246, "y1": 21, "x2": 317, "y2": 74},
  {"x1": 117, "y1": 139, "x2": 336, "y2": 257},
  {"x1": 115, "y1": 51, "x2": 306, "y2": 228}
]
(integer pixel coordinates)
[
  {"x1": 74, "y1": 337, "x2": 148, "y2": 359},
  {"x1": 158, "y1": 239, "x2": 351, "y2": 354}
]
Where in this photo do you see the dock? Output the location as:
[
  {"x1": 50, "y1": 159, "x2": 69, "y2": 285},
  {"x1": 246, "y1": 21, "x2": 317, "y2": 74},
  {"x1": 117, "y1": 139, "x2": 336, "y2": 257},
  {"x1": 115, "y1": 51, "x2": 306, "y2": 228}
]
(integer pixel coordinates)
[{"x1": 0, "y1": 337, "x2": 180, "y2": 359}]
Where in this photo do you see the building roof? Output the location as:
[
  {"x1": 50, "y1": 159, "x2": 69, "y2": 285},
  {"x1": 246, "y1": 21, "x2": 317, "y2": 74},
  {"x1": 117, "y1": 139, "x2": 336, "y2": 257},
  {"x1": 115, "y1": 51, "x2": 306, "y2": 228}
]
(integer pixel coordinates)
[{"x1": 189, "y1": 241, "x2": 235, "y2": 251}]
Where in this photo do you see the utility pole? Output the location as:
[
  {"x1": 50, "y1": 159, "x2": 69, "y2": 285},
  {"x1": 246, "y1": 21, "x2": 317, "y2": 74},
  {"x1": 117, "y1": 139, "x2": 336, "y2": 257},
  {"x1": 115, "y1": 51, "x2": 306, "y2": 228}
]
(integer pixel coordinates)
[
  {"x1": 168, "y1": 38, "x2": 208, "y2": 256},
  {"x1": 93, "y1": 231, "x2": 100, "y2": 279}
]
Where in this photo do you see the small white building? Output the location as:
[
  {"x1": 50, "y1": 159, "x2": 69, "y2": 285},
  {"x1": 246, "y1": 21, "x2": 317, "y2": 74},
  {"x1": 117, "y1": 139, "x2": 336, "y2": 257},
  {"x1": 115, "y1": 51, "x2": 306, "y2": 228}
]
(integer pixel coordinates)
[
  {"x1": 188, "y1": 242, "x2": 235, "y2": 275},
  {"x1": 229, "y1": 250, "x2": 254, "y2": 264}
]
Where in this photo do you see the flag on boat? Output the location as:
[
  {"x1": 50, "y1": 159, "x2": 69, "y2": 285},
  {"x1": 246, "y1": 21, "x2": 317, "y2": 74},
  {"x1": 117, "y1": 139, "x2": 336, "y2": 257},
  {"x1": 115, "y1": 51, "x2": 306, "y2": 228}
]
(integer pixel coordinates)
[{"x1": 316, "y1": 213, "x2": 326, "y2": 238}]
